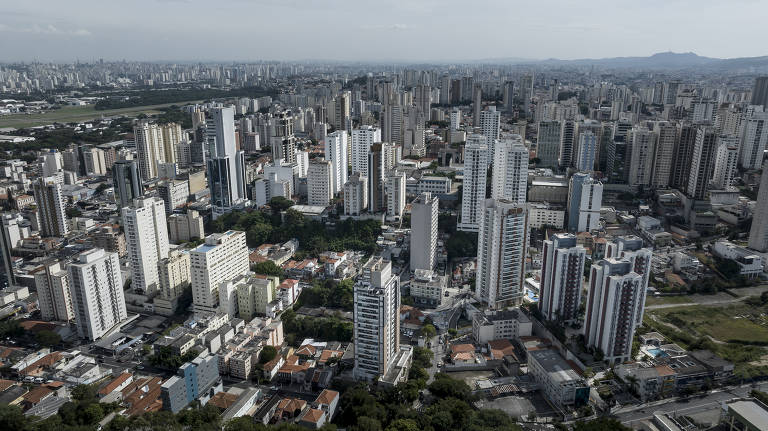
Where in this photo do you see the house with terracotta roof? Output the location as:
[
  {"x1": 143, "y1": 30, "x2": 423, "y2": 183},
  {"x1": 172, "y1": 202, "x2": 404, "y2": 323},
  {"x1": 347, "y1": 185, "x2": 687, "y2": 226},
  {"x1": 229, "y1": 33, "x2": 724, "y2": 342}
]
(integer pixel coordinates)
[
  {"x1": 277, "y1": 279, "x2": 301, "y2": 309},
  {"x1": 313, "y1": 389, "x2": 339, "y2": 419},
  {"x1": 208, "y1": 391, "x2": 239, "y2": 411},
  {"x1": 295, "y1": 344, "x2": 317, "y2": 360},
  {"x1": 263, "y1": 355, "x2": 285, "y2": 381},
  {"x1": 271, "y1": 397, "x2": 307, "y2": 424},
  {"x1": 98, "y1": 372, "x2": 133, "y2": 398},
  {"x1": 21, "y1": 386, "x2": 54, "y2": 410},
  {"x1": 123, "y1": 376, "x2": 164, "y2": 416},
  {"x1": 298, "y1": 408, "x2": 326, "y2": 429}
]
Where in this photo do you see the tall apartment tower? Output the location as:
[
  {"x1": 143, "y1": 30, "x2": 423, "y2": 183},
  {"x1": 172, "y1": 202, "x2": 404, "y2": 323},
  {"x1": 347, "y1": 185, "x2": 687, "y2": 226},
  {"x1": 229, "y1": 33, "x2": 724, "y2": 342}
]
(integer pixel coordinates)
[
  {"x1": 687, "y1": 127, "x2": 719, "y2": 200},
  {"x1": 0, "y1": 214, "x2": 23, "y2": 285},
  {"x1": 134, "y1": 121, "x2": 163, "y2": 181},
  {"x1": 651, "y1": 121, "x2": 677, "y2": 188},
  {"x1": 740, "y1": 111, "x2": 768, "y2": 170},
  {"x1": 536, "y1": 121, "x2": 561, "y2": 169},
  {"x1": 559, "y1": 120, "x2": 577, "y2": 169},
  {"x1": 472, "y1": 85, "x2": 483, "y2": 125},
  {"x1": 711, "y1": 135, "x2": 740, "y2": 190},
  {"x1": 325, "y1": 131, "x2": 348, "y2": 195},
  {"x1": 351, "y1": 126, "x2": 381, "y2": 177},
  {"x1": 206, "y1": 107, "x2": 247, "y2": 219},
  {"x1": 353, "y1": 257, "x2": 400, "y2": 381},
  {"x1": 539, "y1": 234, "x2": 586, "y2": 323},
  {"x1": 410, "y1": 192, "x2": 438, "y2": 272},
  {"x1": 343, "y1": 173, "x2": 368, "y2": 216},
  {"x1": 307, "y1": 158, "x2": 334, "y2": 207},
  {"x1": 457, "y1": 135, "x2": 489, "y2": 232},
  {"x1": 190, "y1": 231, "x2": 249, "y2": 314},
  {"x1": 748, "y1": 159, "x2": 768, "y2": 252},
  {"x1": 122, "y1": 197, "x2": 170, "y2": 295},
  {"x1": 575, "y1": 131, "x2": 597, "y2": 172},
  {"x1": 583, "y1": 255, "x2": 648, "y2": 364},
  {"x1": 670, "y1": 123, "x2": 698, "y2": 190},
  {"x1": 385, "y1": 171, "x2": 406, "y2": 218},
  {"x1": 33, "y1": 176, "x2": 69, "y2": 238},
  {"x1": 475, "y1": 199, "x2": 528, "y2": 309},
  {"x1": 34, "y1": 260, "x2": 74, "y2": 322},
  {"x1": 520, "y1": 74, "x2": 534, "y2": 117},
  {"x1": 479, "y1": 107, "x2": 501, "y2": 158},
  {"x1": 567, "y1": 173, "x2": 603, "y2": 232},
  {"x1": 490, "y1": 136, "x2": 528, "y2": 203},
  {"x1": 503, "y1": 81, "x2": 515, "y2": 113},
  {"x1": 68, "y1": 249, "x2": 127, "y2": 340},
  {"x1": 628, "y1": 126, "x2": 656, "y2": 187},
  {"x1": 751, "y1": 76, "x2": 768, "y2": 108},
  {"x1": 112, "y1": 160, "x2": 144, "y2": 208}
]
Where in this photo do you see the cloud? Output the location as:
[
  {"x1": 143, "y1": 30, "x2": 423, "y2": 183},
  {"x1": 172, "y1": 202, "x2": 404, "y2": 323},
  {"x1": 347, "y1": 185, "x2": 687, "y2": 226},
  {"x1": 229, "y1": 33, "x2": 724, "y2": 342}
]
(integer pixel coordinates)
[
  {"x1": 359, "y1": 23, "x2": 410, "y2": 31},
  {"x1": 0, "y1": 23, "x2": 91, "y2": 36}
]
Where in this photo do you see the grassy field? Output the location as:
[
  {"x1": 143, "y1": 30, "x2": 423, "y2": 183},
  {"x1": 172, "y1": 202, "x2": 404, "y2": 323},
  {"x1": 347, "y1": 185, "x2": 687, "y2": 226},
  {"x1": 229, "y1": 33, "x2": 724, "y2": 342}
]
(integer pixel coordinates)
[
  {"x1": 0, "y1": 100, "x2": 202, "y2": 129},
  {"x1": 644, "y1": 295, "x2": 694, "y2": 306}
]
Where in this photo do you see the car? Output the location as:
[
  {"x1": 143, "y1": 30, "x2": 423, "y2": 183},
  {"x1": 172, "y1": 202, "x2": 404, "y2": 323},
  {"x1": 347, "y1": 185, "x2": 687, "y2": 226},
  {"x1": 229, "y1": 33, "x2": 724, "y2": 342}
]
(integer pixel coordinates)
[{"x1": 136, "y1": 365, "x2": 145, "y2": 370}]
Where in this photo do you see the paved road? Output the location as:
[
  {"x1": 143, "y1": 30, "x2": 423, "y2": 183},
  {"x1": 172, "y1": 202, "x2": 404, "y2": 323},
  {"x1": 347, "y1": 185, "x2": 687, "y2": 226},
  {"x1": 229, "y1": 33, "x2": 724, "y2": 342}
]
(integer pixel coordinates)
[{"x1": 615, "y1": 381, "x2": 768, "y2": 426}]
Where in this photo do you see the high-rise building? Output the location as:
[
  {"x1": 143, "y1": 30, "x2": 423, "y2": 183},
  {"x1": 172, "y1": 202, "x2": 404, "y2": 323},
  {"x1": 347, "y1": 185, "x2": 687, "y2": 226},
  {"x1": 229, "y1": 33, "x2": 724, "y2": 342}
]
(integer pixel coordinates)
[
  {"x1": 158, "y1": 250, "x2": 191, "y2": 302},
  {"x1": 575, "y1": 131, "x2": 597, "y2": 172},
  {"x1": 385, "y1": 171, "x2": 406, "y2": 218},
  {"x1": 450, "y1": 109, "x2": 461, "y2": 131},
  {"x1": 605, "y1": 236, "x2": 653, "y2": 298},
  {"x1": 157, "y1": 180, "x2": 189, "y2": 215},
  {"x1": 687, "y1": 127, "x2": 718, "y2": 200},
  {"x1": 711, "y1": 135, "x2": 740, "y2": 190},
  {"x1": 536, "y1": 121, "x2": 561, "y2": 169},
  {"x1": 628, "y1": 126, "x2": 656, "y2": 187},
  {"x1": 351, "y1": 126, "x2": 381, "y2": 177},
  {"x1": 479, "y1": 107, "x2": 501, "y2": 157},
  {"x1": 650, "y1": 121, "x2": 677, "y2": 188},
  {"x1": 520, "y1": 74, "x2": 534, "y2": 117},
  {"x1": 333, "y1": 91, "x2": 351, "y2": 131},
  {"x1": 343, "y1": 173, "x2": 368, "y2": 216},
  {"x1": 490, "y1": 136, "x2": 528, "y2": 203},
  {"x1": 324, "y1": 131, "x2": 348, "y2": 195},
  {"x1": 122, "y1": 197, "x2": 169, "y2": 295},
  {"x1": 190, "y1": 231, "x2": 249, "y2": 314},
  {"x1": 748, "y1": 159, "x2": 768, "y2": 252},
  {"x1": 439, "y1": 75, "x2": 451, "y2": 105},
  {"x1": 670, "y1": 124, "x2": 698, "y2": 190},
  {"x1": 503, "y1": 81, "x2": 515, "y2": 113},
  {"x1": 740, "y1": 111, "x2": 768, "y2": 170},
  {"x1": 68, "y1": 248, "x2": 127, "y2": 340},
  {"x1": 160, "y1": 123, "x2": 182, "y2": 164},
  {"x1": 307, "y1": 158, "x2": 334, "y2": 207},
  {"x1": 567, "y1": 173, "x2": 602, "y2": 232},
  {"x1": 353, "y1": 257, "x2": 400, "y2": 381},
  {"x1": 410, "y1": 192, "x2": 438, "y2": 272},
  {"x1": 33, "y1": 176, "x2": 69, "y2": 238},
  {"x1": 34, "y1": 260, "x2": 74, "y2": 322},
  {"x1": 206, "y1": 107, "x2": 247, "y2": 218},
  {"x1": 583, "y1": 239, "x2": 651, "y2": 364},
  {"x1": 458, "y1": 135, "x2": 489, "y2": 232},
  {"x1": 134, "y1": 122, "x2": 163, "y2": 181},
  {"x1": 112, "y1": 160, "x2": 144, "y2": 208},
  {"x1": 751, "y1": 76, "x2": 768, "y2": 108},
  {"x1": 559, "y1": 120, "x2": 577, "y2": 169},
  {"x1": 0, "y1": 214, "x2": 23, "y2": 285},
  {"x1": 475, "y1": 199, "x2": 528, "y2": 309},
  {"x1": 368, "y1": 144, "x2": 385, "y2": 213},
  {"x1": 472, "y1": 85, "x2": 483, "y2": 125},
  {"x1": 539, "y1": 234, "x2": 585, "y2": 323}
]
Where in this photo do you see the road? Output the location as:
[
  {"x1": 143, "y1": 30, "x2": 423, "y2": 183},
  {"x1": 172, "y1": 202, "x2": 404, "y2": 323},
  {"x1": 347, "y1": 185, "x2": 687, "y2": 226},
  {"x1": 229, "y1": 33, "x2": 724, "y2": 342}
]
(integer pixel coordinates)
[{"x1": 615, "y1": 381, "x2": 768, "y2": 426}]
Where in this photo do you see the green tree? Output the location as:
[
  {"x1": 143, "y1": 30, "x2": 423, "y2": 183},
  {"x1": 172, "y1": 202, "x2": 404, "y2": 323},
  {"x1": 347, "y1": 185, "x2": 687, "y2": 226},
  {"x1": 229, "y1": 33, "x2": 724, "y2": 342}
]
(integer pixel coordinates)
[
  {"x1": 35, "y1": 330, "x2": 62, "y2": 347},
  {"x1": 269, "y1": 196, "x2": 295, "y2": 212},
  {"x1": 386, "y1": 418, "x2": 420, "y2": 431},
  {"x1": 428, "y1": 373, "x2": 473, "y2": 401},
  {"x1": 259, "y1": 345, "x2": 277, "y2": 364},
  {"x1": 421, "y1": 324, "x2": 436, "y2": 339},
  {"x1": 253, "y1": 261, "x2": 284, "y2": 278}
]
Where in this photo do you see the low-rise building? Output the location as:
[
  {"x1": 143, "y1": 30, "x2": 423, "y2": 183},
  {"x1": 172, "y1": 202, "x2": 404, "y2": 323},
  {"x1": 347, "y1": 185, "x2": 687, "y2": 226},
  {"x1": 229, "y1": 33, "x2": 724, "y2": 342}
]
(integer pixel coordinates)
[
  {"x1": 409, "y1": 269, "x2": 446, "y2": 308},
  {"x1": 472, "y1": 308, "x2": 532, "y2": 344},
  {"x1": 713, "y1": 240, "x2": 763, "y2": 278},
  {"x1": 527, "y1": 348, "x2": 589, "y2": 409}
]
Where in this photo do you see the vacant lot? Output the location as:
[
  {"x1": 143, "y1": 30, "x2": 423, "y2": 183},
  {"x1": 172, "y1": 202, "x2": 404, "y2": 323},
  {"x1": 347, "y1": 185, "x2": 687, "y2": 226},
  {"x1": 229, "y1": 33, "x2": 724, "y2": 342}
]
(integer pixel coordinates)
[{"x1": 0, "y1": 101, "x2": 201, "y2": 128}]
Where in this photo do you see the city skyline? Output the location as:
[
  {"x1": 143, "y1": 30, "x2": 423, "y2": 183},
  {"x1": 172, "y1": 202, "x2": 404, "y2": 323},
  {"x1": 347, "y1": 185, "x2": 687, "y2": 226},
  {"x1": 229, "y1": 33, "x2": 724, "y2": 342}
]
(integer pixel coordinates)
[{"x1": 1, "y1": 0, "x2": 768, "y2": 62}]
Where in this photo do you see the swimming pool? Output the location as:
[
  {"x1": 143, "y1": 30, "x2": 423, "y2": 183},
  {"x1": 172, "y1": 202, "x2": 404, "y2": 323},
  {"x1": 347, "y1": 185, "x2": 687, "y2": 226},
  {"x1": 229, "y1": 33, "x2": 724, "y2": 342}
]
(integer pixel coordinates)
[{"x1": 647, "y1": 348, "x2": 669, "y2": 358}]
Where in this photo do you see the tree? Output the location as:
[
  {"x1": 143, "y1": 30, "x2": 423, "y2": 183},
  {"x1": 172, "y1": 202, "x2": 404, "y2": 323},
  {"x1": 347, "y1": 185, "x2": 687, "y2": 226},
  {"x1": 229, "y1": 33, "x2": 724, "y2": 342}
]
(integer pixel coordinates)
[
  {"x1": 253, "y1": 261, "x2": 284, "y2": 278},
  {"x1": 269, "y1": 196, "x2": 294, "y2": 212},
  {"x1": 421, "y1": 324, "x2": 436, "y2": 339},
  {"x1": 350, "y1": 416, "x2": 383, "y2": 431},
  {"x1": 35, "y1": 330, "x2": 62, "y2": 347},
  {"x1": 0, "y1": 405, "x2": 29, "y2": 431},
  {"x1": 259, "y1": 345, "x2": 277, "y2": 364},
  {"x1": 428, "y1": 373, "x2": 472, "y2": 401},
  {"x1": 386, "y1": 419, "x2": 420, "y2": 431},
  {"x1": 71, "y1": 384, "x2": 99, "y2": 403}
]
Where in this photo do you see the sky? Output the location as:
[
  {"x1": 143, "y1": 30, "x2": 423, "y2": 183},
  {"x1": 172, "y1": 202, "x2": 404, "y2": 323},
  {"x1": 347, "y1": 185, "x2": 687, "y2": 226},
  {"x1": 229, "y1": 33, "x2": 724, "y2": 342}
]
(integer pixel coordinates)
[{"x1": 0, "y1": 0, "x2": 766, "y2": 63}]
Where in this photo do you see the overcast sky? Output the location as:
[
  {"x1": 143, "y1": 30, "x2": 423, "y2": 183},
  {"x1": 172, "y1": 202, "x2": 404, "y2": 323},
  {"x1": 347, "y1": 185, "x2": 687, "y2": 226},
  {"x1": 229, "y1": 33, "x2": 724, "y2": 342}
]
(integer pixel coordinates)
[{"x1": 1, "y1": 0, "x2": 766, "y2": 63}]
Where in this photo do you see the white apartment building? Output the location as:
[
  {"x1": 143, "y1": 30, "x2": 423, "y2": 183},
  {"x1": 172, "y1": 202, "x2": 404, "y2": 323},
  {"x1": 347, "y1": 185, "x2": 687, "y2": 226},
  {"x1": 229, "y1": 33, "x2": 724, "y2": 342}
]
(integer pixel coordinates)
[
  {"x1": 68, "y1": 249, "x2": 127, "y2": 340},
  {"x1": 158, "y1": 250, "x2": 191, "y2": 301},
  {"x1": 122, "y1": 197, "x2": 169, "y2": 295},
  {"x1": 472, "y1": 308, "x2": 532, "y2": 344},
  {"x1": 567, "y1": 173, "x2": 602, "y2": 232},
  {"x1": 479, "y1": 107, "x2": 500, "y2": 158},
  {"x1": 583, "y1": 257, "x2": 648, "y2": 364},
  {"x1": 324, "y1": 131, "x2": 347, "y2": 195},
  {"x1": 458, "y1": 135, "x2": 489, "y2": 232},
  {"x1": 351, "y1": 126, "x2": 381, "y2": 177},
  {"x1": 385, "y1": 171, "x2": 406, "y2": 218},
  {"x1": 409, "y1": 269, "x2": 446, "y2": 308},
  {"x1": 651, "y1": 121, "x2": 677, "y2": 188},
  {"x1": 34, "y1": 261, "x2": 74, "y2": 322},
  {"x1": 539, "y1": 234, "x2": 585, "y2": 323},
  {"x1": 307, "y1": 158, "x2": 334, "y2": 207},
  {"x1": 353, "y1": 257, "x2": 400, "y2": 381},
  {"x1": 191, "y1": 231, "x2": 250, "y2": 314},
  {"x1": 33, "y1": 176, "x2": 69, "y2": 237},
  {"x1": 134, "y1": 122, "x2": 163, "y2": 181},
  {"x1": 628, "y1": 126, "x2": 656, "y2": 187},
  {"x1": 167, "y1": 210, "x2": 205, "y2": 244},
  {"x1": 410, "y1": 192, "x2": 438, "y2": 272},
  {"x1": 343, "y1": 173, "x2": 368, "y2": 216},
  {"x1": 476, "y1": 199, "x2": 528, "y2": 309},
  {"x1": 528, "y1": 203, "x2": 565, "y2": 229},
  {"x1": 158, "y1": 180, "x2": 189, "y2": 215},
  {"x1": 740, "y1": 110, "x2": 768, "y2": 170},
  {"x1": 490, "y1": 136, "x2": 528, "y2": 203},
  {"x1": 711, "y1": 135, "x2": 740, "y2": 190}
]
